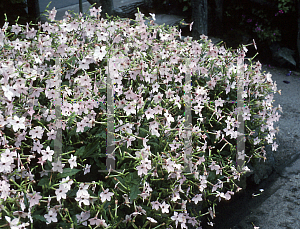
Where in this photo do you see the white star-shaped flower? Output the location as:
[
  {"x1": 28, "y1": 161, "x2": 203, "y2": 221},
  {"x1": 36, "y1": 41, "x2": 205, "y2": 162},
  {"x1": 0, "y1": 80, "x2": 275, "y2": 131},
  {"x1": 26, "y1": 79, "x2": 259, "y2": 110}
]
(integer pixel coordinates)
[{"x1": 93, "y1": 46, "x2": 107, "y2": 62}]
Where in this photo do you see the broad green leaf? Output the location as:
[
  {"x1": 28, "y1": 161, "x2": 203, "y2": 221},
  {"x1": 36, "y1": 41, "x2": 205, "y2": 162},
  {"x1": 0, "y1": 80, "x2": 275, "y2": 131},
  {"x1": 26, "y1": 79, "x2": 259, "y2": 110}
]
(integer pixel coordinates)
[
  {"x1": 75, "y1": 146, "x2": 86, "y2": 157},
  {"x1": 57, "y1": 168, "x2": 81, "y2": 179},
  {"x1": 38, "y1": 177, "x2": 50, "y2": 187},
  {"x1": 83, "y1": 142, "x2": 100, "y2": 158},
  {"x1": 129, "y1": 184, "x2": 141, "y2": 201},
  {"x1": 32, "y1": 214, "x2": 47, "y2": 222}
]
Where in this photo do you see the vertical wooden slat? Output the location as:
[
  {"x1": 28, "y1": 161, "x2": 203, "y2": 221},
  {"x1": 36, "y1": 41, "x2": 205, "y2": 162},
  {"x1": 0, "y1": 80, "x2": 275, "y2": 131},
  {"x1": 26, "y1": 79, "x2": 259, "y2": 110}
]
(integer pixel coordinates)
[
  {"x1": 236, "y1": 52, "x2": 245, "y2": 173},
  {"x1": 183, "y1": 58, "x2": 193, "y2": 172},
  {"x1": 54, "y1": 57, "x2": 62, "y2": 162},
  {"x1": 106, "y1": 58, "x2": 115, "y2": 171},
  {"x1": 98, "y1": 57, "x2": 122, "y2": 173}
]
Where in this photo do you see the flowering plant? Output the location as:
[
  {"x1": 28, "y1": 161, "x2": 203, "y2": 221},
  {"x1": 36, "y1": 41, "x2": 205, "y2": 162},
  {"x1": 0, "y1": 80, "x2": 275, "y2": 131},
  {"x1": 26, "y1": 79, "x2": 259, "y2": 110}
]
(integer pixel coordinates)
[{"x1": 0, "y1": 5, "x2": 282, "y2": 228}]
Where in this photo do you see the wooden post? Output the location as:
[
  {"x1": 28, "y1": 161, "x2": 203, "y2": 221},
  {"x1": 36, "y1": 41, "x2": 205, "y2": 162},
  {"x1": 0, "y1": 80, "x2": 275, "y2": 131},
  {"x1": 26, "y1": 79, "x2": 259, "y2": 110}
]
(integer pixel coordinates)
[
  {"x1": 214, "y1": 0, "x2": 223, "y2": 36},
  {"x1": 79, "y1": 0, "x2": 83, "y2": 13},
  {"x1": 191, "y1": 0, "x2": 208, "y2": 39},
  {"x1": 27, "y1": 0, "x2": 40, "y2": 22}
]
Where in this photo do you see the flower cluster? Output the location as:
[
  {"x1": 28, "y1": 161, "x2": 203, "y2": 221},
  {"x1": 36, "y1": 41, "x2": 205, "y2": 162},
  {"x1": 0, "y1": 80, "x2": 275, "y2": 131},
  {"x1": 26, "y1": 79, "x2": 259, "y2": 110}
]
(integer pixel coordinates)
[{"x1": 0, "y1": 4, "x2": 282, "y2": 228}]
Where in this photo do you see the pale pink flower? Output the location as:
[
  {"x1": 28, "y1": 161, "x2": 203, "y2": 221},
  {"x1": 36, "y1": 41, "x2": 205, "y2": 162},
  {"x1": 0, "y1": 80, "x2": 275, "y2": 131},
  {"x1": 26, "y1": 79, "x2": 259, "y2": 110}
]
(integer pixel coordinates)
[
  {"x1": 11, "y1": 24, "x2": 21, "y2": 35},
  {"x1": 145, "y1": 107, "x2": 155, "y2": 120},
  {"x1": 75, "y1": 193, "x2": 90, "y2": 206},
  {"x1": 1, "y1": 149, "x2": 16, "y2": 164},
  {"x1": 149, "y1": 120, "x2": 160, "y2": 137},
  {"x1": 77, "y1": 183, "x2": 89, "y2": 197},
  {"x1": 44, "y1": 208, "x2": 57, "y2": 224},
  {"x1": 51, "y1": 160, "x2": 65, "y2": 173},
  {"x1": 29, "y1": 126, "x2": 44, "y2": 139},
  {"x1": 171, "y1": 212, "x2": 180, "y2": 228},
  {"x1": 46, "y1": 129, "x2": 56, "y2": 140},
  {"x1": 48, "y1": 7, "x2": 57, "y2": 21},
  {"x1": 122, "y1": 215, "x2": 132, "y2": 223},
  {"x1": 55, "y1": 184, "x2": 68, "y2": 201},
  {"x1": 60, "y1": 176, "x2": 73, "y2": 190},
  {"x1": 136, "y1": 163, "x2": 148, "y2": 177},
  {"x1": 153, "y1": 92, "x2": 164, "y2": 103},
  {"x1": 123, "y1": 102, "x2": 136, "y2": 116},
  {"x1": 93, "y1": 45, "x2": 107, "y2": 62},
  {"x1": 9, "y1": 116, "x2": 26, "y2": 132},
  {"x1": 192, "y1": 194, "x2": 203, "y2": 205},
  {"x1": 272, "y1": 141, "x2": 278, "y2": 151},
  {"x1": 76, "y1": 211, "x2": 90, "y2": 226},
  {"x1": 89, "y1": 7, "x2": 100, "y2": 17},
  {"x1": 41, "y1": 146, "x2": 54, "y2": 162},
  {"x1": 5, "y1": 216, "x2": 20, "y2": 228},
  {"x1": 149, "y1": 13, "x2": 156, "y2": 21},
  {"x1": 32, "y1": 140, "x2": 43, "y2": 153},
  {"x1": 68, "y1": 154, "x2": 77, "y2": 169},
  {"x1": 76, "y1": 120, "x2": 87, "y2": 133},
  {"x1": 29, "y1": 192, "x2": 42, "y2": 208},
  {"x1": 84, "y1": 164, "x2": 91, "y2": 175},
  {"x1": 89, "y1": 216, "x2": 108, "y2": 227},
  {"x1": 164, "y1": 110, "x2": 174, "y2": 123},
  {"x1": 151, "y1": 82, "x2": 160, "y2": 93},
  {"x1": 100, "y1": 188, "x2": 114, "y2": 202},
  {"x1": 160, "y1": 201, "x2": 170, "y2": 214},
  {"x1": 2, "y1": 85, "x2": 14, "y2": 101},
  {"x1": 209, "y1": 161, "x2": 220, "y2": 170}
]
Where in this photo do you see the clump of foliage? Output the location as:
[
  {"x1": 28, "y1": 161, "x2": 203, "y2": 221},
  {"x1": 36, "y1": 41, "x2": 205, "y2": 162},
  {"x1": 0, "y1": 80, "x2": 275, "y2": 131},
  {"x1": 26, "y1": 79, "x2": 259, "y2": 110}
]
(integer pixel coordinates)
[{"x1": 0, "y1": 4, "x2": 281, "y2": 229}]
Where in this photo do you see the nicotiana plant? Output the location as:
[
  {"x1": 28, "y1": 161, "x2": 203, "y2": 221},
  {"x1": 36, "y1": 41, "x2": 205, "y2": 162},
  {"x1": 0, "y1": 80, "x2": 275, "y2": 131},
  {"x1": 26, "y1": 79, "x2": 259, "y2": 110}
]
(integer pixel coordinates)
[{"x1": 0, "y1": 4, "x2": 282, "y2": 229}]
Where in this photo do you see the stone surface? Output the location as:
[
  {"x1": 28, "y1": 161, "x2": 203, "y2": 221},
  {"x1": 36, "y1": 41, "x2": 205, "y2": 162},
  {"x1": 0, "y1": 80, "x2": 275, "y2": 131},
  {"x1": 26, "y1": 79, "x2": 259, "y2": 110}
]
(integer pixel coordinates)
[
  {"x1": 144, "y1": 13, "x2": 188, "y2": 27},
  {"x1": 113, "y1": 0, "x2": 150, "y2": 18},
  {"x1": 40, "y1": 1, "x2": 91, "y2": 22},
  {"x1": 270, "y1": 42, "x2": 297, "y2": 67}
]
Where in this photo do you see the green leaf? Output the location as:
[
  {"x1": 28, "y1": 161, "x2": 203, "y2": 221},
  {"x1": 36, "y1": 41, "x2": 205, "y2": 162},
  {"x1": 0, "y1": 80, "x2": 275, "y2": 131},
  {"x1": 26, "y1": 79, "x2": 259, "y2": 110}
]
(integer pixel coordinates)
[
  {"x1": 183, "y1": 6, "x2": 188, "y2": 11},
  {"x1": 23, "y1": 191, "x2": 29, "y2": 209},
  {"x1": 138, "y1": 127, "x2": 148, "y2": 136},
  {"x1": 130, "y1": 172, "x2": 140, "y2": 185},
  {"x1": 32, "y1": 214, "x2": 47, "y2": 222},
  {"x1": 38, "y1": 177, "x2": 50, "y2": 187},
  {"x1": 83, "y1": 126, "x2": 91, "y2": 132},
  {"x1": 129, "y1": 184, "x2": 141, "y2": 201},
  {"x1": 57, "y1": 168, "x2": 81, "y2": 179},
  {"x1": 83, "y1": 141, "x2": 100, "y2": 158},
  {"x1": 67, "y1": 187, "x2": 78, "y2": 198},
  {"x1": 67, "y1": 112, "x2": 77, "y2": 126},
  {"x1": 75, "y1": 146, "x2": 86, "y2": 157},
  {"x1": 113, "y1": 177, "x2": 128, "y2": 192},
  {"x1": 147, "y1": 141, "x2": 159, "y2": 148}
]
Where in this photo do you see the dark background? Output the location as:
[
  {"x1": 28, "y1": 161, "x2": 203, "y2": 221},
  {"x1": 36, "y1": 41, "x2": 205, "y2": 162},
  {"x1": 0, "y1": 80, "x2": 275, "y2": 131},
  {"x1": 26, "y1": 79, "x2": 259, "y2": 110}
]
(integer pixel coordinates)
[{"x1": 0, "y1": 0, "x2": 299, "y2": 69}]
